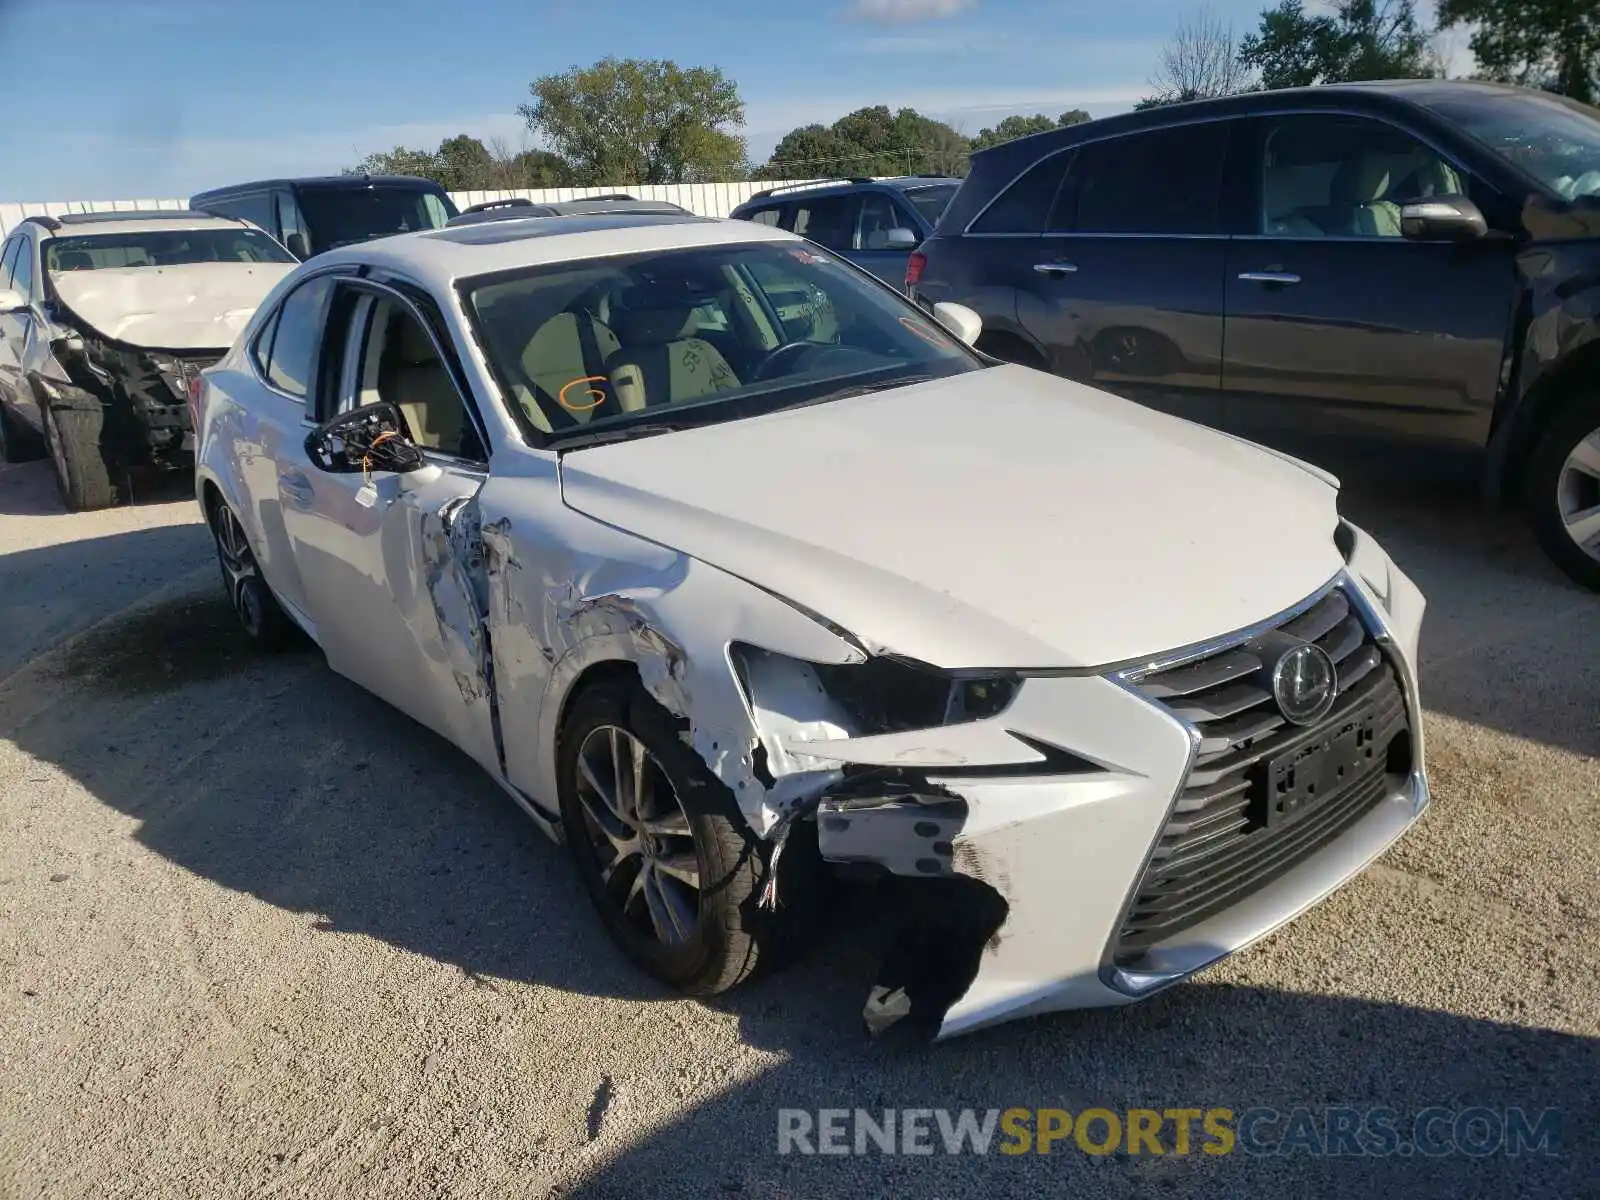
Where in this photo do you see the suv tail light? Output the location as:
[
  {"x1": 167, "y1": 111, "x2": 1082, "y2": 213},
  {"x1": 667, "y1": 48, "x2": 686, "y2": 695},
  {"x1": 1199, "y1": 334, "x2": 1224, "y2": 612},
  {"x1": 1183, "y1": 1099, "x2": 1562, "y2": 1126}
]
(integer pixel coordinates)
[
  {"x1": 905, "y1": 250, "x2": 926, "y2": 288},
  {"x1": 187, "y1": 373, "x2": 206, "y2": 431}
]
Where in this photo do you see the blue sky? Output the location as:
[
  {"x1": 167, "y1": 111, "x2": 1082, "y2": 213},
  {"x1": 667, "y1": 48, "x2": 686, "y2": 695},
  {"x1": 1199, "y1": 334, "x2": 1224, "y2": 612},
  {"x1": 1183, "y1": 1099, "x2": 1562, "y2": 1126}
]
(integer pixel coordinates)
[{"x1": 0, "y1": 0, "x2": 1464, "y2": 199}]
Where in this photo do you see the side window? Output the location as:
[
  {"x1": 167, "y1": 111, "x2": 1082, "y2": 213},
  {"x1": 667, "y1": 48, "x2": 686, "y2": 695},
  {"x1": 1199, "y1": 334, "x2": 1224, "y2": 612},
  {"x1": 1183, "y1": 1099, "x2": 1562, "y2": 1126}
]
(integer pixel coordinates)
[
  {"x1": 1064, "y1": 125, "x2": 1229, "y2": 235},
  {"x1": 855, "y1": 192, "x2": 917, "y2": 249},
  {"x1": 363, "y1": 298, "x2": 481, "y2": 459},
  {"x1": 790, "y1": 194, "x2": 858, "y2": 252},
  {"x1": 970, "y1": 152, "x2": 1072, "y2": 234},
  {"x1": 11, "y1": 237, "x2": 34, "y2": 299},
  {"x1": 257, "y1": 276, "x2": 332, "y2": 398},
  {"x1": 745, "y1": 206, "x2": 782, "y2": 227},
  {"x1": 276, "y1": 192, "x2": 308, "y2": 255},
  {"x1": 1258, "y1": 115, "x2": 1464, "y2": 239},
  {"x1": 0, "y1": 237, "x2": 20, "y2": 290},
  {"x1": 223, "y1": 192, "x2": 278, "y2": 237}
]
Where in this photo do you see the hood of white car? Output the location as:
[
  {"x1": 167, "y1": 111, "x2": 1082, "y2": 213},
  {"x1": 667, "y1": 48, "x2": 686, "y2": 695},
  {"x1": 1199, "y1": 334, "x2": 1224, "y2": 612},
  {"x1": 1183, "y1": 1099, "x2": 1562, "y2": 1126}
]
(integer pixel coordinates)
[
  {"x1": 50, "y1": 263, "x2": 296, "y2": 351},
  {"x1": 559, "y1": 365, "x2": 1345, "y2": 669}
]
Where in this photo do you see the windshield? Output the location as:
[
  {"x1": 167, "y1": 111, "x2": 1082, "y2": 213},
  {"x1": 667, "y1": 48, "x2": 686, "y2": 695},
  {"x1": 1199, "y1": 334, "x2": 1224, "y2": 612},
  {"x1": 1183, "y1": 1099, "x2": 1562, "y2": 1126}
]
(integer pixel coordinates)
[
  {"x1": 465, "y1": 240, "x2": 982, "y2": 444},
  {"x1": 295, "y1": 186, "x2": 457, "y2": 251},
  {"x1": 902, "y1": 183, "x2": 960, "y2": 223},
  {"x1": 1416, "y1": 89, "x2": 1600, "y2": 200},
  {"x1": 44, "y1": 227, "x2": 295, "y2": 271}
]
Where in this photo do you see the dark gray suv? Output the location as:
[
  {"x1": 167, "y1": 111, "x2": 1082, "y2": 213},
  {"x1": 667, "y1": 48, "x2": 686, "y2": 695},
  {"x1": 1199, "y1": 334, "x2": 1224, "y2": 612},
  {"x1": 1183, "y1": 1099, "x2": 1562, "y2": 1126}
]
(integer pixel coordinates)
[{"x1": 911, "y1": 80, "x2": 1600, "y2": 591}]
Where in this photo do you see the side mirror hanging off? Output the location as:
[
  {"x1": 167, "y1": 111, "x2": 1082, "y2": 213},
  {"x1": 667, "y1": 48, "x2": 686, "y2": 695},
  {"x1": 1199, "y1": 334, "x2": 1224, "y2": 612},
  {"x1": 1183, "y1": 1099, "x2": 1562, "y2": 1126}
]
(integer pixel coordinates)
[{"x1": 305, "y1": 400, "x2": 425, "y2": 475}]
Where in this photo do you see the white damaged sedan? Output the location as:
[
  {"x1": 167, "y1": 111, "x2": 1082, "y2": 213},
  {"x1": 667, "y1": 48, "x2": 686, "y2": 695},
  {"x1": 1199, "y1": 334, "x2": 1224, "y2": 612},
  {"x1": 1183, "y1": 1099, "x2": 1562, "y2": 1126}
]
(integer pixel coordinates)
[{"x1": 193, "y1": 209, "x2": 1429, "y2": 1038}]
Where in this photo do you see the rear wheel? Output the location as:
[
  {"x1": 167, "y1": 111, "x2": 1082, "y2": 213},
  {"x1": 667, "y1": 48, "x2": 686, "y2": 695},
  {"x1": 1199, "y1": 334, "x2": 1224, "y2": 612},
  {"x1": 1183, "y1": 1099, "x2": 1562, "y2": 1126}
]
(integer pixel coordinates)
[
  {"x1": 558, "y1": 678, "x2": 769, "y2": 996},
  {"x1": 210, "y1": 499, "x2": 295, "y2": 649},
  {"x1": 1527, "y1": 392, "x2": 1600, "y2": 592},
  {"x1": 42, "y1": 403, "x2": 119, "y2": 510}
]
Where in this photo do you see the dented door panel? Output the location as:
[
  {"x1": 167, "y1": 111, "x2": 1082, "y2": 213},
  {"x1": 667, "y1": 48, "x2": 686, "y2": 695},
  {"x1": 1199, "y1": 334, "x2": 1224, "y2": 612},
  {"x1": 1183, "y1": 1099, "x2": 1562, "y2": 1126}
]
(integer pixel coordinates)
[{"x1": 283, "y1": 459, "x2": 502, "y2": 774}]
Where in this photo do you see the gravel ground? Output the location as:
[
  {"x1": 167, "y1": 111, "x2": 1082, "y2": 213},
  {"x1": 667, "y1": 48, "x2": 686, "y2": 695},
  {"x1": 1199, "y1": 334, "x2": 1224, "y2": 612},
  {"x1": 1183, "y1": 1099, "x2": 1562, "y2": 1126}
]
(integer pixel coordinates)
[{"x1": 0, "y1": 451, "x2": 1595, "y2": 1199}]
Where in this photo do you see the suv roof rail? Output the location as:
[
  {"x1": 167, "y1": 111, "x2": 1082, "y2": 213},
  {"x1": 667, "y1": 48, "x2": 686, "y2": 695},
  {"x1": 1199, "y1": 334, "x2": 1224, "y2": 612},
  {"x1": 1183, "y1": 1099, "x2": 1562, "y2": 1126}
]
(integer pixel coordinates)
[
  {"x1": 20, "y1": 214, "x2": 62, "y2": 231},
  {"x1": 461, "y1": 197, "x2": 536, "y2": 215},
  {"x1": 47, "y1": 209, "x2": 211, "y2": 227},
  {"x1": 745, "y1": 177, "x2": 874, "y2": 202}
]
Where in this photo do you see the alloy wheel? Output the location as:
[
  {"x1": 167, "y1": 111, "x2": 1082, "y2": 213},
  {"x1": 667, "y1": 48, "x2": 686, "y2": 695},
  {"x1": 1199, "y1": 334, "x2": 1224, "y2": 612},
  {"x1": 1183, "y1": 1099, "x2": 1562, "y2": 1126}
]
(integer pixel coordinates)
[
  {"x1": 213, "y1": 505, "x2": 267, "y2": 637},
  {"x1": 573, "y1": 724, "x2": 702, "y2": 947},
  {"x1": 1556, "y1": 425, "x2": 1600, "y2": 564}
]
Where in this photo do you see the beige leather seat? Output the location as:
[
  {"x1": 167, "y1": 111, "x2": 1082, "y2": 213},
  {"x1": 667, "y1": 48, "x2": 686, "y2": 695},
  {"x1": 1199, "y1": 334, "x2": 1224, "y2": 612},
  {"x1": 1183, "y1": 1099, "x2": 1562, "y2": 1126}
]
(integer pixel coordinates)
[
  {"x1": 1331, "y1": 156, "x2": 1402, "y2": 237},
  {"x1": 520, "y1": 311, "x2": 622, "y2": 426},
  {"x1": 605, "y1": 297, "x2": 741, "y2": 410},
  {"x1": 382, "y1": 316, "x2": 465, "y2": 454}
]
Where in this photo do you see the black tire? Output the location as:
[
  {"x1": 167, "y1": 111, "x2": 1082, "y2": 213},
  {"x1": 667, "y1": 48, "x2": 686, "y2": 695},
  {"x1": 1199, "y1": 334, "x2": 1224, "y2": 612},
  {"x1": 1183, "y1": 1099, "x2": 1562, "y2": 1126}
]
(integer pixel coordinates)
[
  {"x1": 558, "y1": 677, "x2": 769, "y2": 996},
  {"x1": 42, "y1": 403, "x2": 120, "y2": 510},
  {"x1": 0, "y1": 401, "x2": 45, "y2": 463},
  {"x1": 208, "y1": 497, "x2": 296, "y2": 650},
  {"x1": 1526, "y1": 391, "x2": 1600, "y2": 593}
]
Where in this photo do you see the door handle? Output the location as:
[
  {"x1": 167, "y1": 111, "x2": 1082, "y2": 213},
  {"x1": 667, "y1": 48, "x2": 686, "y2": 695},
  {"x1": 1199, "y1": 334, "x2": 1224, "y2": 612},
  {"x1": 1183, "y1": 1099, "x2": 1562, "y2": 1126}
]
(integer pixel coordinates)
[
  {"x1": 279, "y1": 471, "x2": 314, "y2": 506},
  {"x1": 1237, "y1": 271, "x2": 1301, "y2": 285},
  {"x1": 1033, "y1": 262, "x2": 1078, "y2": 275}
]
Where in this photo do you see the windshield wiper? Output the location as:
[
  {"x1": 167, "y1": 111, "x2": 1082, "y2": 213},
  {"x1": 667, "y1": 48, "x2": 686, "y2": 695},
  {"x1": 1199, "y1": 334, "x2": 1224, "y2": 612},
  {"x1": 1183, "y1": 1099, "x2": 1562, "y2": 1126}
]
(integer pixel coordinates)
[{"x1": 552, "y1": 421, "x2": 687, "y2": 451}]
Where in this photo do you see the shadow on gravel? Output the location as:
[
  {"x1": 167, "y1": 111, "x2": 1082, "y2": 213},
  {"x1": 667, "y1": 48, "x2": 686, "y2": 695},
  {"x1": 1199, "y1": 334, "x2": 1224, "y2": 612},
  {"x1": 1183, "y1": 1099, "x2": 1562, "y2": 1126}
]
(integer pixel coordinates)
[
  {"x1": 561, "y1": 977, "x2": 1597, "y2": 1200},
  {"x1": 0, "y1": 459, "x2": 193, "y2": 517}
]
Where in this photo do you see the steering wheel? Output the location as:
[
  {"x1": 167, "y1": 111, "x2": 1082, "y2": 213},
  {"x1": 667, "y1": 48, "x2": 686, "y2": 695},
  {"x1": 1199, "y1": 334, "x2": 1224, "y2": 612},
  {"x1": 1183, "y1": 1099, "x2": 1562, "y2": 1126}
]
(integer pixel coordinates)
[{"x1": 751, "y1": 340, "x2": 818, "y2": 381}]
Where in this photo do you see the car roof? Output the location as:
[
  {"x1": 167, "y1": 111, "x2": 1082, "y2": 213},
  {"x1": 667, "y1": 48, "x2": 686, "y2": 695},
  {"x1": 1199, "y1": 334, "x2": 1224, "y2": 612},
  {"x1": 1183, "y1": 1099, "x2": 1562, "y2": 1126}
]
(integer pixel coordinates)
[
  {"x1": 967, "y1": 78, "x2": 1542, "y2": 167},
  {"x1": 736, "y1": 176, "x2": 959, "y2": 208},
  {"x1": 312, "y1": 211, "x2": 803, "y2": 287},
  {"x1": 23, "y1": 210, "x2": 254, "y2": 238},
  {"x1": 191, "y1": 174, "x2": 444, "y2": 200}
]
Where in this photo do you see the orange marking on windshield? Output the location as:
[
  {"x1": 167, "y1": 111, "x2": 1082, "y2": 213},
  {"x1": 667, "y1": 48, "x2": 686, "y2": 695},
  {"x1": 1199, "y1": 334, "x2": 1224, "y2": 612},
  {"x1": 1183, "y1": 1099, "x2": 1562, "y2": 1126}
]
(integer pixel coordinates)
[
  {"x1": 559, "y1": 376, "x2": 608, "y2": 412},
  {"x1": 899, "y1": 316, "x2": 945, "y2": 348}
]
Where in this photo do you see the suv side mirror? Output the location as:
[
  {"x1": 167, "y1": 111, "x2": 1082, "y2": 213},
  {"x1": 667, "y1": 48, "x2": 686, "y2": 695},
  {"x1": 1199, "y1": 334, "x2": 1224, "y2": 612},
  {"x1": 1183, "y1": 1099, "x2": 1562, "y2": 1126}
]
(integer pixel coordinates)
[
  {"x1": 883, "y1": 227, "x2": 919, "y2": 250},
  {"x1": 0, "y1": 288, "x2": 27, "y2": 314},
  {"x1": 1400, "y1": 196, "x2": 1487, "y2": 242},
  {"x1": 284, "y1": 232, "x2": 310, "y2": 259},
  {"x1": 305, "y1": 401, "x2": 425, "y2": 474}
]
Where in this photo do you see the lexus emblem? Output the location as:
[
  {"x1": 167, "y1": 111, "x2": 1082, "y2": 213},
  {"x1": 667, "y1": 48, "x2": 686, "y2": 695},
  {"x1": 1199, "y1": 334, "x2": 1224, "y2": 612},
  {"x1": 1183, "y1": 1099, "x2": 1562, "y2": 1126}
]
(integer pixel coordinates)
[{"x1": 1271, "y1": 642, "x2": 1337, "y2": 726}]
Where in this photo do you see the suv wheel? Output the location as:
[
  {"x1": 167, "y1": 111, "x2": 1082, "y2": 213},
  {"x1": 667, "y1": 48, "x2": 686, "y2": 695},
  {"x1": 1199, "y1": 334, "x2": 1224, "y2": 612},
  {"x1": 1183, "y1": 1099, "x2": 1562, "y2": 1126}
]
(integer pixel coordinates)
[
  {"x1": 558, "y1": 678, "x2": 770, "y2": 996},
  {"x1": 1527, "y1": 393, "x2": 1600, "y2": 592},
  {"x1": 42, "y1": 403, "x2": 120, "y2": 510}
]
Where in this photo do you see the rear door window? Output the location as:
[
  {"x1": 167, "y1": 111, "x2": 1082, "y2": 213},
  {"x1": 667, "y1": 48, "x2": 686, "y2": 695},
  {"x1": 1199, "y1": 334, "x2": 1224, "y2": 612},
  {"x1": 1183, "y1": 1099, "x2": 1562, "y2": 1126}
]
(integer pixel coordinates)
[
  {"x1": 970, "y1": 153, "x2": 1073, "y2": 234},
  {"x1": 1061, "y1": 124, "x2": 1229, "y2": 235},
  {"x1": 790, "y1": 194, "x2": 859, "y2": 252},
  {"x1": 256, "y1": 276, "x2": 334, "y2": 399},
  {"x1": 745, "y1": 206, "x2": 784, "y2": 227},
  {"x1": 11, "y1": 238, "x2": 34, "y2": 298},
  {"x1": 0, "y1": 237, "x2": 20, "y2": 290}
]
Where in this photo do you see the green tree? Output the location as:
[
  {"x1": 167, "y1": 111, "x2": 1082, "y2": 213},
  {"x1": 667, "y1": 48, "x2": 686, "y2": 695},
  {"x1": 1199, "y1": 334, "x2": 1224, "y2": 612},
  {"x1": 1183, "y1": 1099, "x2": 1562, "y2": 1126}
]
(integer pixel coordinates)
[
  {"x1": 756, "y1": 106, "x2": 973, "y2": 178},
  {"x1": 434, "y1": 134, "x2": 496, "y2": 191},
  {"x1": 347, "y1": 144, "x2": 444, "y2": 181},
  {"x1": 1239, "y1": 0, "x2": 1435, "y2": 89},
  {"x1": 518, "y1": 57, "x2": 746, "y2": 185},
  {"x1": 1438, "y1": 0, "x2": 1600, "y2": 103},
  {"x1": 971, "y1": 110, "x2": 1091, "y2": 151}
]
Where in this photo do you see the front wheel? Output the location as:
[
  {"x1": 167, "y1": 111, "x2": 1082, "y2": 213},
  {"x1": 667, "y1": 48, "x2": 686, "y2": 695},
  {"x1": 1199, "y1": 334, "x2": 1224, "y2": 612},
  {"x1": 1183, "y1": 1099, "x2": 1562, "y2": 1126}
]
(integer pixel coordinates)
[
  {"x1": 558, "y1": 678, "x2": 769, "y2": 996},
  {"x1": 1526, "y1": 393, "x2": 1600, "y2": 592},
  {"x1": 210, "y1": 499, "x2": 295, "y2": 649},
  {"x1": 43, "y1": 403, "x2": 120, "y2": 510}
]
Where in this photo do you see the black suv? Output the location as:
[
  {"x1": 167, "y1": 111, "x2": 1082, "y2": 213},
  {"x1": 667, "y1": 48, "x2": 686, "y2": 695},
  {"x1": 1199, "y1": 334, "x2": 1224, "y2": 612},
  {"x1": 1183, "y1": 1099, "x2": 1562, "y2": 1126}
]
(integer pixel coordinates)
[
  {"x1": 911, "y1": 80, "x2": 1600, "y2": 590},
  {"x1": 190, "y1": 175, "x2": 459, "y2": 259}
]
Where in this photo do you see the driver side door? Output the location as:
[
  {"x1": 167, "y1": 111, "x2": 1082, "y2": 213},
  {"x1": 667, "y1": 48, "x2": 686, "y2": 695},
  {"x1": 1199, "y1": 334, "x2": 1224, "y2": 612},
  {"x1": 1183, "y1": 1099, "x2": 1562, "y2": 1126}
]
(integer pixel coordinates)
[{"x1": 282, "y1": 276, "x2": 502, "y2": 773}]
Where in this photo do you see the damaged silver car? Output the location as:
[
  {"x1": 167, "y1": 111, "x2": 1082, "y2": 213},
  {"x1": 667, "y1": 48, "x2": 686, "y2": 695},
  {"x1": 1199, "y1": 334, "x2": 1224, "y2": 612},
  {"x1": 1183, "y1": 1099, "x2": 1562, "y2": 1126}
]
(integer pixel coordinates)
[
  {"x1": 193, "y1": 210, "x2": 1430, "y2": 1038},
  {"x1": 0, "y1": 211, "x2": 296, "y2": 508}
]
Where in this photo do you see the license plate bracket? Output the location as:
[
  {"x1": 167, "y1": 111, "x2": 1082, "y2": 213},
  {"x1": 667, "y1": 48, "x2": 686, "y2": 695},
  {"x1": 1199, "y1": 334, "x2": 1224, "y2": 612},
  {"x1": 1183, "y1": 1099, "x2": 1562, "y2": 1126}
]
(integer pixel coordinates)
[{"x1": 1253, "y1": 700, "x2": 1382, "y2": 828}]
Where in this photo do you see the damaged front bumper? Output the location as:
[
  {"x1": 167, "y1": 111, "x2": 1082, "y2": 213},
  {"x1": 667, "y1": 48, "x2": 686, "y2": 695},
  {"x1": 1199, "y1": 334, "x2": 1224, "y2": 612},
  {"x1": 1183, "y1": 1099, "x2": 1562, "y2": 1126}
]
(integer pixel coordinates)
[
  {"x1": 745, "y1": 564, "x2": 1429, "y2": 1040},
  {"x1": 44, "y1": 326, "x2": 215, "y2": 471}
]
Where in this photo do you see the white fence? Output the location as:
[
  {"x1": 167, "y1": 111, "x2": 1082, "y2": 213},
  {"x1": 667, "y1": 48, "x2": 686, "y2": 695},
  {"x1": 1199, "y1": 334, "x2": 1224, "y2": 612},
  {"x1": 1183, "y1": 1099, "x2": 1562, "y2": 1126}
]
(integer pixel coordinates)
[{"x1": 0, "y1": 180, "x2": 822, "y2": 238}]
